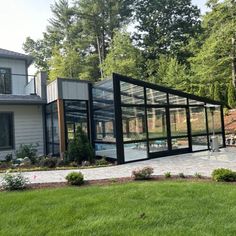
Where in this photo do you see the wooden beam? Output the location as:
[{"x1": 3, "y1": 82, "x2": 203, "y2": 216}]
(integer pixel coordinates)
[{"x1": 57, "y1": 99, "x2": 66, "y2": 158}]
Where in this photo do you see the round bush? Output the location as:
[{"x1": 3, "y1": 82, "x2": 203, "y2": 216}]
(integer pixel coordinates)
[
  {"x1": 2, "y1": 172, "x2": 29, "y2": 191},
  {"x1": 212, "y1": 168, "x2": 236, "y2": 182},
  {"x1": 132, "y1": 167, "x2": 154, "y2": 180},
  {"x1": 66, "y1": 172, "x2": 84, "y2": 186}
]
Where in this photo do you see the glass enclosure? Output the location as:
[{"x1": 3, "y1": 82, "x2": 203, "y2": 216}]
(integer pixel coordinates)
[{"x1": 107, "y1": 74, "x2": 225, "y2": 164}]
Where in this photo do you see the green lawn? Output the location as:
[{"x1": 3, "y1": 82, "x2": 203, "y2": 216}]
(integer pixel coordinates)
[{"x1": 1, "y1": 181, "x2": 236, "y2": 236}]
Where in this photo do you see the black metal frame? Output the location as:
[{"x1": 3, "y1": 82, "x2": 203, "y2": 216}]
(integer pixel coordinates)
[{"x1": 112, "y1": 73, "x2": 226, "y2": 164}]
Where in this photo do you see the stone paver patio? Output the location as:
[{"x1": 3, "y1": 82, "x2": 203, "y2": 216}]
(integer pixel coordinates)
[{"x1": 1, "y1": 147, "x2": 236, "y2": 184}]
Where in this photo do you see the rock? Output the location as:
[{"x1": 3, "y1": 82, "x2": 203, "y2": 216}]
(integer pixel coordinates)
[
  {"x1": 22, "y1": 157, "x2": 31, "y2": 166},
  {"x1": 14, "y1": 158, "x2": 23, "y2": 164}
]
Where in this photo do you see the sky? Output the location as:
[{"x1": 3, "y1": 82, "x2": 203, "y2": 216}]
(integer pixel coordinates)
[{"x1": 0, "y1": 0, "x2": 208, "y2": 54}]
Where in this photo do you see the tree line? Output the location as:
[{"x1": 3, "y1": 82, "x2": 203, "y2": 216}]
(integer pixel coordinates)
[{"x1": 23, "y1": 0, "x2": 236, "y2": 107}]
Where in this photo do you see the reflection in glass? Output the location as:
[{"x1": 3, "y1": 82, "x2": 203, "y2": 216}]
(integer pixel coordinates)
[
  {"x1": 170, "y1": 108, "x2": 188, "y2": 136},
  {"x1": 149, "y1": 139, "x2": 168, "y2": 153},
  {"x1": 169, "y1": 94, "x2": 187, "y2": 105},
  {"x1": 64, "y1": 100, "x2": 88, "y2": 142},
  {"x1": 172, "y1": 137, "x2": 189, "y2": 149},
  {"x1": 147, "y1": 108, "x2": 167, "y2": 139},
  {"x1": 95, "y1": 143, "x2": 117, "y2": 159},
  {"x1": 207, "y1": 107, "x2": 222, "y2": 134},
  {"x1": 124, "y1": 142, "x2": 147, "y2": 162},
  {"x1": 192, "y1": 136, "x2": 208, "y2": 151},
  {"x1": 93, "y1": 81, "x2": 116, "y2": 142},
  {"x1": 120, "y1": 81, "x2": 144, "y2": 104},
  {"x1": 189, "y1": 99, "x2": 204, "y2": 105},
  {"x1": 146, "y1": 88, "x2": 167, "y2": 104},
  {"x1": 122, "y1": 107, "x2": 146, "y2": 141},
  {"x1": 190, "y1": 106, "x2": 207, "y2": 135}
]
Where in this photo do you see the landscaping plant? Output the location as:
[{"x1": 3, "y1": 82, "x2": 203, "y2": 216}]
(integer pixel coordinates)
[
  {"x1": 132, "y1": 167, "x2": 154, "y2": 180},
  {"x1": 164, "y1": 172, "x2": 171, "y2": 178},
  {"x1": 2, "y1": 172, "x2": 29, "y2": 191},
  {"x1": 66, "y1": 172, "x2": 84, "y2": 186},
  {"x1": 16, "y1": 144, "x2": 38, "y2": 164},
  {"x1": 212, "y1": 168, "x2": 236, "y2": 182},
  {"x1": 39, "y1": 157, "x2": 57, "y2": 168},
  {"x1": 178, "y1": 173, "x2": 185, "y2": 178},
  {"x1": 67, "y1": 126, "x2": 94, "y2": 164}
]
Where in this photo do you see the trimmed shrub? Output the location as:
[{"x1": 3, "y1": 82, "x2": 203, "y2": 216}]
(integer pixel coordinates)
[
  {"x1": 164, "y1": 172, "x2": 171, "y2": 178},
  {"x1": 39, "y1": 157, "x2": 57, "y2": 168},
  {"x1": 212, "y1": 168, "x2": 236, "y2": 182},
  {"x1": 16, "y1": 144, "x2": 38, "y2": 164},
  {"x1": 132, "y1": 167, "x2": 154, "y2": 180},
  {"x1": 2, "y1": 172, "x2": 29, "y2": 191},
  {"x1": 66, "y1": 172, "x2": 84, "y2": 186}
]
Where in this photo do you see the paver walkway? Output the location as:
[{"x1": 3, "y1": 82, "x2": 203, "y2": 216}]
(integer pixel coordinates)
[{"x1": 1, "y1": 148, "x2": 236, "y2": 184}]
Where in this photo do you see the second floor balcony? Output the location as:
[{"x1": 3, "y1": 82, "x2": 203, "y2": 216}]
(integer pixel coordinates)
[{"x1": 0, "y1": 71, "x2": 36, "y2": 96}]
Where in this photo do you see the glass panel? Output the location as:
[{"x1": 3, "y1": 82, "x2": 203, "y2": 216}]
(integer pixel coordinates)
[
  {"x1": 93, "y1": 80, "x2": 116, "y2": 142},
  {"x1": 0, "y1": 113, "x2": 13, "y2": 149},
  {"x1": 149, "y1": 139, "x2": 168, "y2": 153},
  {"x1": 46, "y1": 102, "x2": 59, "y2": 155},
  {"x1": 124, "y1": 142, "x2": 147, "y2": 162},
  {"x1": 207, "y1": 106, "x2": 222, "y2": 134},
  {"x1": 122, "y1": 107, "x2": 146, "y2": 141},
  {"x1": 169, "y1": 94, "x2": 187, "y2": 105},
  {"x1": 170, "y1": 108, "x2": 188, "y2": 136},
  {"x1": 0, "y1": 68, "x2": 11, "y2": 94},
  {"x1": 147, "y1": 108, "x2": 167, "y2": 139},
  {"x1": 172, "y1": 137, "x2": 189, "y2": 150},
  {"x1": 146, "y1": 88, "x2": 167, "y2": 104},
  {"x1": 192, "y1": 136, "x2": 208, "y2": 151},
  {"x1": 190, "y1": 106, "x2": 207, "y2": 135},
  {"x1": 189, "y1": 99, "x2": 204, "y2": 105},
  {"x1": 95, "y1": 143, "x2": 117, "y2": 159},
  {"x1": 120, "y1": 81, "x2": 144, "y2": 104},
  {"x1": 64, "y1": 100, "x2": 88, "y2": 142}
]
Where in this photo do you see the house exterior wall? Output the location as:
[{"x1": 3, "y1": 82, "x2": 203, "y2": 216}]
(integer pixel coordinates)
[
  {"x1": 0, "y1": 58, "x2": 27, "y2": 95},
  {"x1": 0, "y1": 105, "x2": 45, "y2": 160}
]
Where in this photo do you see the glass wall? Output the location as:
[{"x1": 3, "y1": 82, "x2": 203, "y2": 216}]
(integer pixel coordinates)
[
  {"x1": 93, "y1": 80, "x2": 117, "y2": 159},
  {"x1": 46, "y1": 102, "x2": 59, "y2": 155},
  {"x1": 91, "y1": 75, "x2": 225, "y2": 163},
  {"x1": 64, "y1": 100, "x2": 88, "y2": 144}
]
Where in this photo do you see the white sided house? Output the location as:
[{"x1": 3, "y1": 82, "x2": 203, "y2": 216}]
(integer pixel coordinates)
[{"x1": 0, "y1": 48, "x2": 46, "y2": 159}]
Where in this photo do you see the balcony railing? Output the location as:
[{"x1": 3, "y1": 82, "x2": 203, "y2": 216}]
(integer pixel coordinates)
[{"x1": 0, "y1": 72, "x2": 36, "y2": 95}]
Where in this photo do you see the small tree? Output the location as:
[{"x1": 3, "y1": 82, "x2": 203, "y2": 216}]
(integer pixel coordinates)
[
  {"x1": 67, "y1": 126, "x2": 94, "y2": 164},
  {"x1": 227, "y1": 81, "x2": 236, "y2": 108}
]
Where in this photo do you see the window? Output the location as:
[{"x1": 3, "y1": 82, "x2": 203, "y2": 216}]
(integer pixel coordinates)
[
  {"x1": 64, "y1": 100, "x2": 89, "y2": 143},
  {"x1": 147, "y1": 108, "x2": 167, "y2": 139},
  {"x1": 0, "y1": 68, "x2": 11, "y2": 94},
  {"x1": 169, "y1": 108, "x2": 188, "y2": 136},
  {"x1": 0, "y1": 113, "x2": 14, "y2": 150}
]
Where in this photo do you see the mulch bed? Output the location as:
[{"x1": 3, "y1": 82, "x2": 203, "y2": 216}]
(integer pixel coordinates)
[{"x1": 28, "y1": 175, "x2": 212, "y2": 190}]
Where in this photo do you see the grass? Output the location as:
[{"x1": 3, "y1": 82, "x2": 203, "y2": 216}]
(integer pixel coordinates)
[{"x1": 1, "y1": 181, "x2": 236, "y2": 235}]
